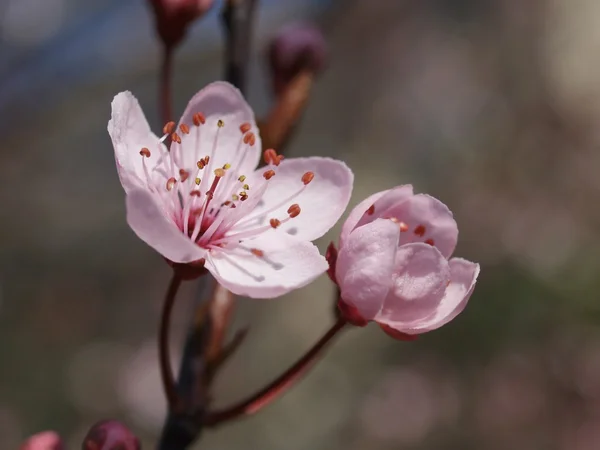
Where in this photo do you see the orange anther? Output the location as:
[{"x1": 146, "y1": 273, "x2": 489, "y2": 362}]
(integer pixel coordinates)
[
  {"x1": 414, "y1": 225, "x2": 426, "y2": 237},
  {"x1": 240, "y1": 122, "x2": 252, "y2": 133},
  {"x1": 301, "y1": 172, "x2": 314, "y2": 185},
  {"x1": 166, "y1": 177, "x2": 177, "y2": 191},
  {"x1": 263, "y1": 148, "x2": 278, "y2": 165},
  {"x1": 251, "y1": 248, "x2": 264, "y2": 257},
  {"x1": 263, "y1": 169, "x2": 276, "y2": 180},
  {"x1": 179, "y1": 169, "x2": 189, "y2": 182},
  {"x1": 287, "y1": 204, "x2": 301, "y2": 218},
  {"x1": 270, "y1": 218, "x2": 281, "y2": 228},
  {"x1": 193, "y1": 112, "x2": 206, "y2": 126},
  {"x1": 248, "y1": 133, "x2": 256, "y2": 146},
  {"x1": 179, "y1": 123, "x2": 190, "y2": 134},
  {"x1": 171, "y1": 132, "x2": 181, "y2": 144},
  {"x1": 139, "y1": 147, "x2": 151, "y2": 157},
  {"x1": 163, "y1": 121, "x2": 176, "y2": 134}
]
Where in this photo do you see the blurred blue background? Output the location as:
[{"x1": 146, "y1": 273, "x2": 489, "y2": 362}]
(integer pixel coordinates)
[{"x1": 3, "y1": 0, "x2": 600, "y2": 448}]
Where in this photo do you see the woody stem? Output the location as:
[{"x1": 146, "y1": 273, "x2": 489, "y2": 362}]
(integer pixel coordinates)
[
  {"x1": 159, "y1": 274, "x2": 183, "y2": 411},
  {"x1": 160, "y1": 44, "x2": 174, "y2": 124},
  {"x1": 203, "y1": 317, "x2": 347, "y2": 426}
]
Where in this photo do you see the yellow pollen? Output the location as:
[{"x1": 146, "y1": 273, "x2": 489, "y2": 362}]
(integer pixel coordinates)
[
  {"x1": 223, "y1": 163, "x2": 231, "y2": 170},
  {"x1": 232, "y1": 194, "x2": 239, "y2": 201},
  {"x1": 195, "y1": 177, "x2": 201, "y2": 185},
  {"x1": 243, "y1": 184, "x2": 250, "y2": 190},
  {"x1": 238, "y1": 175, "x2": 246, "y2": 182},
  {"x1": 217, "y1": 119, "x2": 224, "y2": 128},
  {"x1": 214, "y1": 168, "x2": 225, "y2": 178}
]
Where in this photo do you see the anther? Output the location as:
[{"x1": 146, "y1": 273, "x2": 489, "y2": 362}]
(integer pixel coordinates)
[
  {"x1": 214, "y1": 168, "x2": 225, "y2": 178},
  {"x1": 425, "y1": 238, "x2": 435, "y2": 246},
  {"x1": 232, "y1": 194, "x2": 240, "y2": 201},
  {"x1": 238, "y1": 175, "x2": 246, "y2": 182},
  {"x1": 179, "y1": 169, "x2": 189, "y2": 182},
  {"x1": 217, "y1": 119, "x2": 224, "y2": 128},
  {"x1": 163, "y1": 121, "x2": 176, "y2": 134},
  {"x1": 367, "y1": 204, "x2": 375, "y2": 215},
  {"x1": 243, "y1": 184, "x2": 250, "y2": 190},
  {"x1": 414, "y1": 225, "x2": 426, "y2": 237},
  {"x1": 263, "y1": 169, "x2": 276, "y2": 180},
  {"x1": 251, "y1": 248, "x2": 264, "y2": 257},
  {"x1": 270, "y1": 218, "x2": 281, "y2": 228},
  {"x1": 302, "y1": 172, "x2": 314, "y2": 185},
  {"x1": 287, "y1": 204, "x2": 301, "y2": 218},
  {"x1": 166, "y1": 177, "x2": 177, "y2": 191},
  {"x1": 204, "y1": 156, "x2": 210, "y2": 164},
  {"x1": 139, "y1": 147, "x2": 151, "y2": 157},
  {"x1": 179, "y1": 123, "x2": 190, "y2": 134},
  {"x1": 223, "y1": 163, "x2": 231, "y2": 170},
  {"x1": 223, "y1": 201, "x2": 232, "y2": 206},
  {"x1": 240, "y1": 191, "x2": 248, "y2": 201},
  {"x1": 240, "y1": 122, "x2": 252, "y2": 133},
  {"x1": 264, "y1": 148, "x2": 278, "y2": 165},
  {"x1": 171, "y1": 132, "x2": 182, "y2": 144},
  {"x1": 197, "y1": 160, "x2": 205, "y2": 169},
  {"x1": 243, "y1": 133, "x2": 251, "y2": 144},
  {"x1": 190, "y1": 190, "x2": 201, "y2": 197},
  {"x1": 399, "y1": 222, "x2": 409, "y2": 232},
  {"x1": 248, "y1": 133, "x2": 256, "y2": 146},
  {"x1": 195, "y1": 177, "x2": 201, "y2": 185},
  {"x1": 193, "y1": 112, "x2": 206, "y2": 126},
  {"x1": 275, "y1": 155, "x2": 284, "y2": 166}
]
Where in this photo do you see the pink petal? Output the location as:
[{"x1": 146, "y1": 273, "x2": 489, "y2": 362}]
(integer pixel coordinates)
[
  {"x1": 375, "y1": 242, "x2": 450, "y2": 326},
  {"x1": 242, "y1": 157, "x2": 354, "y2": 241},
  {"x1": 20, "y1": 431, "x2": 63, "y2": 450},
  {"x1": 339, "y1": 185, "x2": 413, "y2": 246},
  {"x1": 398, "y1": 258, "x2": 479, "y2": 333},
  {"x1": 175, "y1": 81, "x2": 261, "y2": 178},
  {"x1": 126, "y1": 188, "x2": 206, "y2": 263},
  {"x1": 336, "y1": 219, "x2": 400, "y2": 321},
  {"x1": 108, "y1": 91, "x2": 166, "y2": 193},
  {"x1": 204, "y1": 232, "x2": 328, "y2": 298},
  {"x1": 383, "y1": 194, "x2": 458, "y2": 258}
]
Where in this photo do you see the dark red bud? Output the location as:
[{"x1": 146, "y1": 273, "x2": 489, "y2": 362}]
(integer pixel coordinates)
[
  {"x1": 337, "y1": 300, "x2": 369, "y2": 327},
  {"x1": 268, "y1": 23, "x2": 328, "y2": 95},
  {"x1": 148, "y1": 0, "x2": 214, "y2": 47},
  {"x1": 20, "y1": 431, "x2": 64, "y2": 450},
  {"x1": 82, "y1": 420, "x2": 140, "y2": 450}
]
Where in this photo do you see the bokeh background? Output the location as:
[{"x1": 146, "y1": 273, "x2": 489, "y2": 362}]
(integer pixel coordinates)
[{"x1": 2, "y1": 0, "x2": 600, "y2": 448}]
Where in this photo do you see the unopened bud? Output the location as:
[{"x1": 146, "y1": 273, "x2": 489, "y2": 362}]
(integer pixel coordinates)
[
  {"x1": 82, "y1": 420, "x2": 140, "y2": 450},
  {"x1": 148, "y1": 0, "x2": 214, "y2": 47},
  {"x1": 269, "y1": 23, "x2": 328, "y2": 95},
  {"x1": 20, "y1": 431, "x2": 64, "y2": 450}
]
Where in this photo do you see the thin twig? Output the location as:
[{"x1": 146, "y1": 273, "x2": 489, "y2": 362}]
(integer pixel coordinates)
[
  {"x1": 203, "y1": 317, "x2": 347, "y2": 426},
  {"x1": 159, "y1": 274, "x2": 183, "y2": 412},
  {"x1": 160, "y1": 44, "x2": 174, "y2": 124}
]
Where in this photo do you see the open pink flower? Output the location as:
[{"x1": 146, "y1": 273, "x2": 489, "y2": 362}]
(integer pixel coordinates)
[
  {"x1": 108, "y1": 82, "x2": 353, "y2": 298},
  {"x1": 334, "y1": 185, "x2": 479, "y2": 337}
]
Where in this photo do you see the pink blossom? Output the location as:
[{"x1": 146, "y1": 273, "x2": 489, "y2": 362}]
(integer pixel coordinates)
[
  {"x1": 20, "y1": 431, "x2": 63, "y2": 450},
  {"x1": 108, "y1": 82, "x2": 353, "y2": 298},
  {"x1": 334, "y1": 185, "x2": 479, "y2": 336}
]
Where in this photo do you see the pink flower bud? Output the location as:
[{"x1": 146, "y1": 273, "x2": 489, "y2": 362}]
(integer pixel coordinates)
[
  {"x1": 335, "y1": 185, "x2": 480, "y2": 338},
  {"x1": 82, "y1": 420, "x2": 140, "y2": 450},
  {"x1": 148, "y1": 0, "x2": 214, "y2": 47},
  {"x1": 20, "y1": 431, "x2": 64, "y2": 450},
  {"x1": 268, "y1": 23, "x2": 328, "y2": 95}
]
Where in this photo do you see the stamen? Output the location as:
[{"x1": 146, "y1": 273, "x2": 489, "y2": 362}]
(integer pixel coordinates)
[
  {"x1": 232, "y1": 194, "x2": 240, "y2": 201},
  {"x1": 171, "y1": 132, "x2": 182, "y2": 144},
  {"x1": 248, "y1": 133, "x2": 256, "y2": 146},
  {"x1": 275, "y1": 155, "x2": 284, "y2": 166},
  {"x1": 223, "y1": 163, "x2": 231, "y2": 170},
  {"x1": 263, "y1": 170, "x2": 275, "y2": 180},
  {"x1": 414, "y1": 225, "x2": 426, "y2": 237},
  {"x1": 179, "y1": 124, "x2": 190, "y2": 134},
  {"x1": 217, "y1": 119, "x2": 224, "y2": 128},
  {"x1": 193, "y1": 112, "x2": 206, "y2": 126},
  {"x1": 163, "y1": 121, "x2": 176, "y2": 134},
  {"x1": 240, "y1": 122, "x2": 252, "y2": 133},
  {"x1": 179, "y1": 169, "x2": 189, "y2": 182},
  {"x1": 243, "y1": 184, "x2": 250, "y2": 190},
  {"x1": 425, "y1": 238, "x2": 435, "y2": 246},
  {"x1": 270, "y1": 218, "x2": 281, "y2": 228},
  {"x1": 250, "y1": 248, "x2": 264, "y2": 257},
  {"x1": 197, "y1": 160, "x2": 206, "y2": 169},
  {"x1": 166, "y1": 177, "x2": 177, "y2": 191},
  {"x1": 287, "y1": 204, "x2": 301, "y2": 218},
  {"x1": 139, "y1": 147, "x2": 151, "y2": 158},
  {"x1": 195, "y1": 177, "x2": 201, "y2": 185},
  {"x1": 238, "y1": 175, "x2": 246, "y2": 182},
  {"x1": 240, "y1": 191, "x2": 248, "y2": 201},
  {"x1": 263, "y1": 148, "x2": 278, "y2": 165},
  {"x1": 243, "y1": 132, "x2": 253, "y2": 144},
  {"x1": 302, "y1": 172, "x2": 314, "y2": 185}
]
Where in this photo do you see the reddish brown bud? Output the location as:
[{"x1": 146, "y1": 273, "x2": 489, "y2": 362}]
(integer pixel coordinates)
[
  {"x1": 82, "y1": 420, "x2": 140, "y2": 450},
  {"x1": 148, "y1": 0, "x2": 214, "y2": 47}
]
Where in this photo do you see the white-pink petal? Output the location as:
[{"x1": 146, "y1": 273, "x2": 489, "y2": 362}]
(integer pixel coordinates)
[
  {"x1": 108, "y1": 91, "x2": 166, "y2": 193},
  {"x1": 175, "y1": 81, "x2": 261, "y2": 177},
  {"x1": 376, "y1": 242, "x2": 450, "y2": 325},
  {"x1": 126, "y1": 188, "x2": 206, "y2": 263},
  {"x1": 383, "y1": 194, "x2": 458, "y2": 258},
  {"x1": 204, "y1": 232, "x2": 328, "y2": 299},
  {"x1": 336, "y1": 219, "x2": 400, "y2": 321},
  {"x1": 244, "y1": 157, "x2": 354, "y2": 241}
]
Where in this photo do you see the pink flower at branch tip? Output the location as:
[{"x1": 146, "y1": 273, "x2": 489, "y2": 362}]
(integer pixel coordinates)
[
  {"x1": 333, "y1": 185, "x2": 479, "y2": 338},
  {"x1": 108, "y1": 81, "x2": 353, "y2": 298},
  {"x1": 20, "y1": 431, "x2": 64, "y2": 450}
]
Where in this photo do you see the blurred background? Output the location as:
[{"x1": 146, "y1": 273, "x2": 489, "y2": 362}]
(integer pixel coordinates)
[{"x1": 2, "y1": 0, "x2": 600, "y2": 448}]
